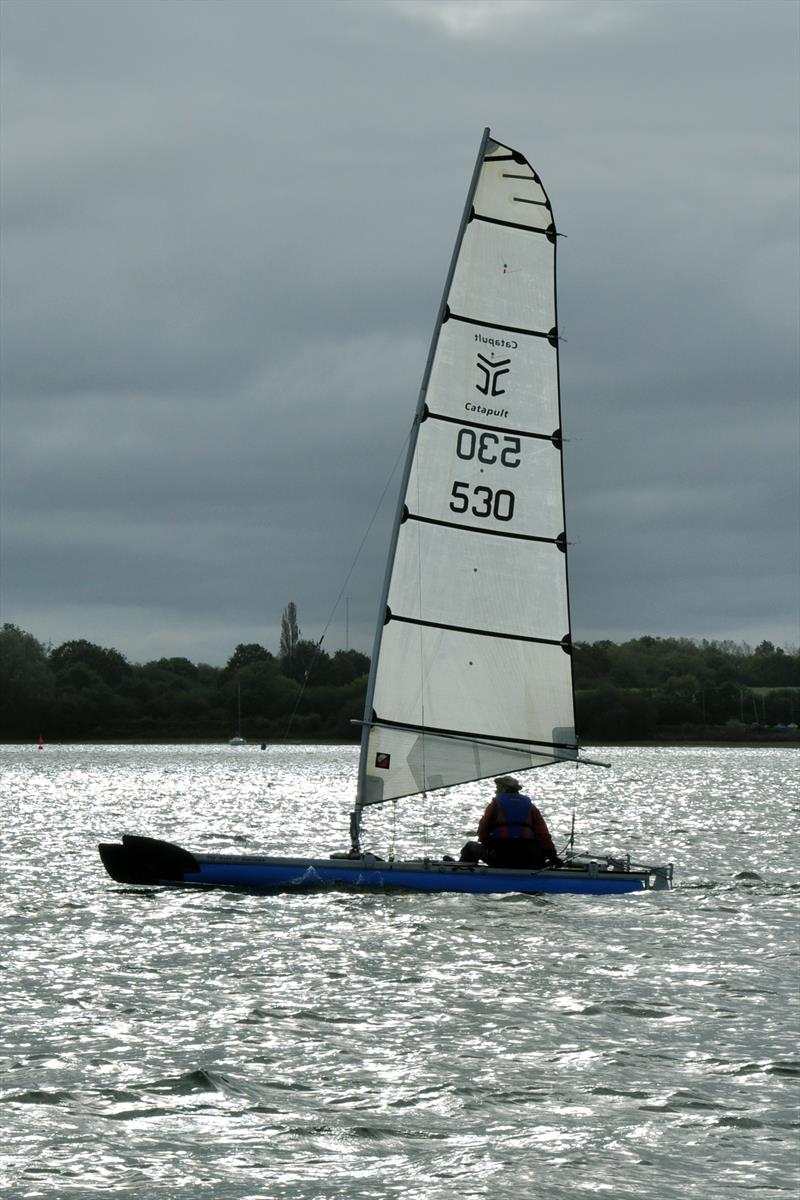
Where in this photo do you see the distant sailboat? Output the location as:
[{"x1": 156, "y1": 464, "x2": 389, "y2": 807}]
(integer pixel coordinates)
[
  {"x1": 228, "y1": 683, "x2": 246, "y2": 746},
  {"x1": 100, "y1": 129, "x2": 672, "y2": 896}
]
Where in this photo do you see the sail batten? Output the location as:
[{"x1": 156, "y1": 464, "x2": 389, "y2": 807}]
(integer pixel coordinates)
[
  {"x1": 364, "y1": 717, "x2": 575, "y2": 748},
  {"x1": 405, "y1": 512, "x2": 563, "y2": 545},
  {"x1": 446, "y1": 309, "x2": 556, "y2": 340},
  {"x1": 355, "y1": 131, "x2": 574, "y2": 826},
  {"x1": 424, "y1": 410, "x2": 559, "y2": 442},
  {"x1": 386, "y1": 613, "x2": 567, "y2": 648},
  {"x1": 472, "y1": 213, "x2": 555, "y2": 236}
]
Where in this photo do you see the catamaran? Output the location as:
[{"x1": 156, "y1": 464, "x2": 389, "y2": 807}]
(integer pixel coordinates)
[{"x1": 99, "y1": 130, "x2": 672, "y2": 896}]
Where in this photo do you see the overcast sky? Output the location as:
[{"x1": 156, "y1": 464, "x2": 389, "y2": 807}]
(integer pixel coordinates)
[{"x1": 1, "y1": 0, "x2": 798, "y2": 666}]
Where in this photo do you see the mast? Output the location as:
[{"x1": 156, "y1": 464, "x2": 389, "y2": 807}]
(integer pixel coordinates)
[
  {"x1": 548, "y1": 168, "x2": 579, "y2": 765},
  {"x1": 350, "y1": 128, "x2": 492, "y2": 853}
]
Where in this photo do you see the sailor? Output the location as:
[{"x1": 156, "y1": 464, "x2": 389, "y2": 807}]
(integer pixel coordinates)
[{"x1": 459, "y1": 776, "x2": 563, "y2": 869}]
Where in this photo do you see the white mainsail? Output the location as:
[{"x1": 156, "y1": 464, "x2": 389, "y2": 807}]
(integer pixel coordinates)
[{"x1": 356, "y1": 130, "x2": 577, "y2": 818}]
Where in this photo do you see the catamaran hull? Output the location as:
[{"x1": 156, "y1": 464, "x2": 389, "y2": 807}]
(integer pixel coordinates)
[{"x1": 99, "y1": 837, "x2": 670, "y2": 896}]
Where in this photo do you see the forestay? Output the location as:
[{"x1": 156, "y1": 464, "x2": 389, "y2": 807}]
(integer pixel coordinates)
[{"x1": 358, "y1": 130, "x2": 577, "y2": 813}]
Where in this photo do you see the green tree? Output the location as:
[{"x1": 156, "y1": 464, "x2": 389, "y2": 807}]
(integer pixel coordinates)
[
  {"x1": 237, "y1": 659, "x2": 300, "y2": 723},
  {"x1": 225, "y1": 643, "x2": 273, "y2": 675},
  {"x1": 128, "y1": 657, "x2": 223, "y2": 738},
  {"x1": 572, "y1": 641, "x2": 613, "y2": 684},
  {"x1": 703, "y1": 681, "x2": 744, "y2": 725},
  {"x1": 328, "y1": 649, "x2": 370, "y2": 686},
  {"x1": 0, "y1": 624, "x2": 55, "y2": 739},
  {"x1": 281, "y1": 638, "x2": 327, "y2": 683},
  {"x1": 51, "y1": 662, "x2": 130, "y2": 738},
  {"x1": 50, "y1": 639, "x2": 131, "y2": 687},
  {"x1": 154, "y1": 656, "x2": 198, "y2": 679},
  {"x1": 747, "y1": 642, "x2": 799, "y2": 687},
  {"x1": 654, "y1": 674, "x2": 703, "y2": 726},
  {"x1": 279, "y1": 603, "x2": 300, "y2": 661},
  {"x1": 764, "y1": 689, "x2": 799, "y2": 725},
  {"x1": 575, "y1": 685, "x2": 657, "y2": 741}
]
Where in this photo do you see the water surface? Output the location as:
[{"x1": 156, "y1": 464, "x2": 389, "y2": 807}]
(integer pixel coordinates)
[{"x1": 2, "y1": 744, "x2": 798, "y2": 1199}]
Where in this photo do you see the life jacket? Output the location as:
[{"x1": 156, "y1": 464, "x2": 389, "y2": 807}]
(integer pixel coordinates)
[{"x1": 489, "y1": 792, "x2": 535, "y2": 841}]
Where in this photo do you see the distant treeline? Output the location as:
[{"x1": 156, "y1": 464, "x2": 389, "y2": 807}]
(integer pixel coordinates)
[
  {"x1": 1, "y1": 623, "x2": 798, "y2": 743},
  {"x1": 572, "y1": 635, "x2": 798, "y2": 741},
  {"x1": 0, "y1": 623, "x2": 370, "y2": 743}
]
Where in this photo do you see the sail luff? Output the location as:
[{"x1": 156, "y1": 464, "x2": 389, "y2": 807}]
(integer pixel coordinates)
[{"x1": 351, "y1": 129, "x2": 492, "y2": 846}]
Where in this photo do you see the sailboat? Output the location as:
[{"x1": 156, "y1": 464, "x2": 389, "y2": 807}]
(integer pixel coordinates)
[
  {"x1": 228, "y1": 682, "x2": 246, "y2": 745},
  {"x1": 99, "y1": 130, "x2": 672, "y2": 896}
]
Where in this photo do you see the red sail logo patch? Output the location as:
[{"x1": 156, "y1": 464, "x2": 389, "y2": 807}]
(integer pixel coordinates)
[{"x1": 375, "y1": 753, "x2": 391, "y2": 769}]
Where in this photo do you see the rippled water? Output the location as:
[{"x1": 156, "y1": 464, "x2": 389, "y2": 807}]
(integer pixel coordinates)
[{"x1": 2, "y1": 743, "x2": 798, "y2": 1199}]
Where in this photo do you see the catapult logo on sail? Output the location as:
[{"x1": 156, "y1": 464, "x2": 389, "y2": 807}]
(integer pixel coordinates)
[{"x1": 465, "y1": 332, "x2": 519, "y2": 420}]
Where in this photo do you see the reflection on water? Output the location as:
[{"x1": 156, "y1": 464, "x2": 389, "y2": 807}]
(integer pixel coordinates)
[{"x1": 2, "y1": 744, "x2": 798, "y2": 1199}]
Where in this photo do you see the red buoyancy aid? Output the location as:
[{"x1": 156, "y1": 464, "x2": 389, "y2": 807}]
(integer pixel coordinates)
[{"x1": 489, "y1": 792, "x2": 535, "y2": 841}]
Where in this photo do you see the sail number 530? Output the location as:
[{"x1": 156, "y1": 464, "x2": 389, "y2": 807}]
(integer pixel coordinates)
[
  {"x1": 450, "y1": 482, "x2": 515, "y2": 522},
  {"x1": 456, "y1": 429, "x2": 521, "y2": 467}
]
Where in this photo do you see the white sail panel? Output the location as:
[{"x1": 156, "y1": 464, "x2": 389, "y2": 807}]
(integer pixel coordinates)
[
  {"x1": 448, "y1": 223, "x2": 554, "y2": 334},
  {"x1": 359, "y1": 133, "x2": 575, "y2": 811},
  {"x1": 406, "y1": 419, "x2": 565, "y2": 537},
  {"x1": 474, "y1": 168, "x2": 551, "y2": 219},
  {"x1": 425, "y1": 321, "x2": 559, "y2": 432},
  {"x1": 386, "y1": 523, "x2": 569, "y2": 644},
  {"x1": 365, "y1": 630, "x2": 574, "y2": 804},
  {"x1": 363, "y1": 727, "x2": 573, "y2": 808},
  {"x1": 472, "y1": 155, "x2": 551, "y2": 230},
  {"x1": 373, "y1": 627, "x2": 573, "y2": 742}
]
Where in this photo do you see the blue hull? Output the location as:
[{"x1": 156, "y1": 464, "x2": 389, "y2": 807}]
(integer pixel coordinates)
[
  {"x1": 186, "y1": 858, "x2": 648, "y2": 895},
  {"x1": 99, "y1": 837, "x2": 667, "y2": 895}
]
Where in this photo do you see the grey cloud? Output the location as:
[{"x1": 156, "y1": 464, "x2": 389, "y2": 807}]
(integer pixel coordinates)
[{"x1": 1, "y1": 0, "x2": 797, "y2": 664}]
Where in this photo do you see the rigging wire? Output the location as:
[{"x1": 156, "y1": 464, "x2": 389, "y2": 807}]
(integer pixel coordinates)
[
  {"x1": 559, "y1": 753, "x2": 593, "y2": 858},
  {"x1": 562, "y1": 757, "x2": 580, "y2": 859},
  {"x1": 281, "y1": 431, "x2": 411, "y2": 741},
  {"x1": 420, "y1": 791, "x2": 431, "y2": 862},
  {"x1": 280, "y1": 633, "x2": 325, "y2": 742},
  {"x1": 318, "y1": 429, "x2": 412, "y2": 648},
  {"x1": 389, "y1": 800, "x2": 397, "y2": 862}
]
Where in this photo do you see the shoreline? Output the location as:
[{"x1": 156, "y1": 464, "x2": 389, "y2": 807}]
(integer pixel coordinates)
[{"x1": 5, "y1": 737, "x2": 799, "y2": 749}]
